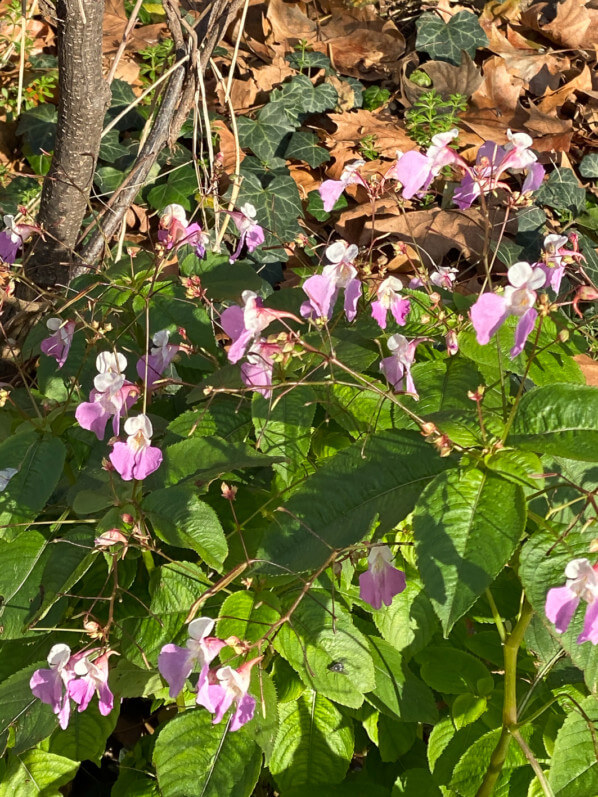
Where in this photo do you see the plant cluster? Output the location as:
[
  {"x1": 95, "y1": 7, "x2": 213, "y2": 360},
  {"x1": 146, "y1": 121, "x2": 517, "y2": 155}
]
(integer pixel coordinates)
[{"x1": 2, "y1": 102, "x2": 598, "y2": 795}]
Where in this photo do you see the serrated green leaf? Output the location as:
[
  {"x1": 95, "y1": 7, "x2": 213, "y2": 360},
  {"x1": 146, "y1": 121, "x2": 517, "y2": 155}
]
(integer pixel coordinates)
[
  {"x1": 416, "y1": 11, "x2": 488, "y2": 65},
  {"x1": 452, "y1": 693, "x2": 488, "y2": 729},
  {"x1": 48, "y1": 703, "x2": 118, "y2": 764},
  {"x1": 536, "y1": 168, "x2": 585, "y2": 215},
  {"x1": 143, "y1": 486, "x2": 227, "y2": 569},
  {"x1": 274, "y1": 591, "x2": 375, "y2": 708},
  {"x1": 449, "y1": 726, "x2": 529, "y2": 796},
  {"x1": 413, "y1": 469, "x2": 526, "y2": 634},
  {"x1": 372, "y1": 579, "x2": 438, "y2": 658},
  {"x1": 0, "y1": 750, "x2": 78, "y2": 796},
  {"x1": 0, "y1": 433, "x2": 65, "y2": 537},
  {"x1": 252, "y1": 387, "x2": 316, "y2": 484},
  {"x1": 418, "y1": 645, "x2": 492, "y2": 695},
  {"x1": 166, "y1": 396, "x2": 252, "y2": 441},
  {"x1": 366, "y1": 636, "x2": 438, "y2": 724},
  {"x1": 549, "y1": 695, "x2": 598, "y2": 796},
  {"x1": 269, "y1": 692, "x2": 354, "y2": 792},
  {"x1": 0, "y1": 531, "x2": 49, "y2": 639},
  {"x1": 393, "y1": 769, "x2": 442, "y2": 796},
  {"x1": 153, "y1": 709, "x2": 261, "y2": 797},
  {"x1": 0, "y1": 663, "x2": 58, "y2": 755},
  {"x1": 257, "y1": 429, "x2": 455, "y2": 574},
  {"x1": 217, "y1": 592, "x2": 280, "y2": 658},
  {"x1": 162, "y1": 436, "x2": 281, "y2": 485},
  {"x1": 509, "y1": 384, "x2": 598, "y2": 461},
  {"x1": 284, "y1": 131, "x2": 330, "y2": 167}
]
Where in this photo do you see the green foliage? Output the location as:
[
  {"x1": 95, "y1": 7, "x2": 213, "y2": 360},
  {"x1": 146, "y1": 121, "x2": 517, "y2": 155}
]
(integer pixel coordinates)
[
  {"x1": 405, "y1": 89, "x2": 467, "y2": 147},
  {"x1": 416, "y1": 11, "x2": 489, "y2": 65}
]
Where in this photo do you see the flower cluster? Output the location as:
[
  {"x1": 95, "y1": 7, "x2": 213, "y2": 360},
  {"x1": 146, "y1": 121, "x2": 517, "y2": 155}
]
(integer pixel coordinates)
[
  {"x1": 158, "y1": 618, "x2": 261, "y2": 731},
  {"x1": 158, "y1": 204, "x2": 209, "y2": 258},
  {"x1": 545, "y1": 558, "x2": 598, "y2": 645},
  {"x1": 301, "y1": 241, "x2": 362, "y2": 323},
  {"x1": 30, "y1": 644, "x2": 115, "y2": 729}
]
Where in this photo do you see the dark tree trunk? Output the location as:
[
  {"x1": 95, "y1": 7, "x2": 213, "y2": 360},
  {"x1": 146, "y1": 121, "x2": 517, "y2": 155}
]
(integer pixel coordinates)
[{"x1": 27, "y1": 0, "x2": 109, "y2": 287}]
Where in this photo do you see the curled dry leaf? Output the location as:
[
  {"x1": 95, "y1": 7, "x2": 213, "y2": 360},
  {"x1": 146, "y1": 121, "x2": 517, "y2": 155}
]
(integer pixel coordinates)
[
  {"x1": 334, "y1": 199, "x2": 516, "y2": 268},
  {"x1": 471, "y1": 55, "x2": 525, "y2": 117},
  {"x1": 402, "y1": 52, "x2": 483, "y2": 107},
  {"x1": 537, "y1": 64, "x2": 592, "y2": 114},
  {"x1": 521, "y1": 0, "x2": 598, "y2": 50},
  {"x1": 322, "y1": 109, "x2": 416, "y2": 163}
]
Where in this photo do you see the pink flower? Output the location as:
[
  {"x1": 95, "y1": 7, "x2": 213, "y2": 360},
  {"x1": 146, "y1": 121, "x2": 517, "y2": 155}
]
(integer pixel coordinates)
[
  {"x1": 0, "y1": 467, "x2": 18, "y2": 492},
  {"x1": 227, "y1": 203, "x2": 265, "y2": 262},
  {"x1": 359, "y1": 545, "x2": 406, "y2": 610},
  {"x1": 94, "y1": 529, "x2": 128, "y2": 551},
  {"x1": 380, "y1": 334, "x2": 426, "y2": 398},
  {"x1": 430, "y1": 266, "x2": 458, "y2": 291},
  {"x1": 319, "y1": 160, "x2": 367, "y2": 212},
  {"x1": 301, "y1": 241, "x2": 362, "y2": 323},
  {"x1": 40, "y1": 318, "x2": 75, "y2": 369},
  {"x1": 470, "y1": 261, "x2": 546, "y2": 358},
  {"x1": 109, "y1": 414, "x2": 163, "y2": 481},
  {"x1": 30, "y1": 644, "x2": 75, "y2": 730},
  {"x1": 388, "y1": 130, "x2": 463, "y2": 200},
  {"x1": 136, "y1": 329, "x2": 180, "y2": 389},
  {"x1": 538, "y1": 234, "x2": 584, "y2": 294},
  {"x1": 446, "y1": 329, "x2": 459, "y2": 356},
  {"x1": 196, "y1": 657, "x2": 262, "y2": 732},
  {"x1": 545, "y1": 558, "x2": 598, "y2": 644},
  {"x1": 240, "y1": 338, "x2": 283, "y2": 398},
  {"x1": 158, "y1": 204, "x2": 208, "y2": 258},
  {"x1": 75, "y1": 352, "x2": 139, "y2": 439},
  {"x1": 67, "y1": 650, "x2": 115, "y2": 716},
  {"x1": 158, "y1": 617, "x2": 226, "y2": 698},
  {"x1": 220, "y1": 291, "x2": 299, "y2": 364},
  {"x1": 371, "y1": 276, "x2": 410, "y2": 330},
  {"x1": 0, "y1": 214, "x2": 39, "y2": 264},
  {"x1": 453, "y1": 132, "x2": 542, "y2": 210}
]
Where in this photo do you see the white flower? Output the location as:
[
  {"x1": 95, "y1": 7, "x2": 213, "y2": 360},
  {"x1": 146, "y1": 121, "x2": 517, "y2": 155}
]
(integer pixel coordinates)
[{"x1": 0, "y1": 467, "x2": 18, "y2": 492}]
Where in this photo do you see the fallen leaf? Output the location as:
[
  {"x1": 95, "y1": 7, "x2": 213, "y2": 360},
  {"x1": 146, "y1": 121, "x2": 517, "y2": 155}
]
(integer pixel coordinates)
[
  {"x1": 471, "y1": 55, "x2": 525, "y2": 117},
  {"x1": 521, "y1": 0, "x2": 598, "y2": 50},
  {"x1": 575, "y1": 353, "x2": 598, "y2": 385},
  {"x1": 213, "y1": 119, "x2": 245, "y2": 174},
  {"x1": 402, "y1": 52, "x2": 483, "y2": 107},
  {"x1": 322, "y1": 108, "x2": 416, "y2": 162},
  {"x1": 537, "y1": 64, "x2": 592, "y2": 113}
]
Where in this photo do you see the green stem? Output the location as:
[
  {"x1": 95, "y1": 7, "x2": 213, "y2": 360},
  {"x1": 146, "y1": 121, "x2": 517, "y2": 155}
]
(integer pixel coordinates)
[
  {"x1": 476, "y1": 598, "x2": 534, "y2": 797},
  {"x1": 141, "y1": 549, "x2": 155, "y2": 575},
  {"x1": 485, "y1": 588, "x2": 506, "y2": 644}
]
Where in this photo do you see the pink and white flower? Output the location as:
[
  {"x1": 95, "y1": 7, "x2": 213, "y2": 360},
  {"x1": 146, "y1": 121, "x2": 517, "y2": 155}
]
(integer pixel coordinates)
[
  {"x1": 40, "y1": 318, "x2": 76, "y2": 369},
  {"x1": 76, "y1": 352, "x2": 139, "y2": 439},
  {"x1": 136, "y1": 329, "x2": 180, "y2": 389},
  {"x1": 545, "y1": 558, "x2": 598, "y2": 644},
  {"x1": 319, "y1": 160, "x2": 367, "y2": 212},
  {"x1": 538, "y1": 233, "x2": 584, "y2": 294},
  {"x1": 68, "y1": 650, "x2": 115, "y2": 716},
  {"x1": 371, "y1": 276, "x2": 410, "y2": 330},
  {"x1": 158, "y1": 617, "x2": 226, "y2": 698},
  {"x1": 430, "y1": 266, "x2": 458, "y2": 291},
  {"x1": 30, "y1": 644, "x2": 75, "y2": 729},
  {"x1": 240, "y1": 338, "x2": 284, "y2": 398},
  {"x1": 470, "y1": 261, "x2": 546, "y2": 358},
  {"x1": 227, "y1": 203, "x2": 265, "y2": 263},
  {"x1": 109, "y1": 414, "x2": 162, "y2": 481},
  {"x1": 220, "y1": 290, "x2": 299, "y2": 364},
  {"x1": 158, "y1": 204, "x2": 208, "y2": 258},
  {"x1": 380, "y1": 334, "x2": 426, "y2": 398},
  {"x1": 359, "y1": 545, "x2": 406, "y2": 610},
  {"x1": 197, "y1": 657, "x2": 262, "y2": 732},
  {"x1": 387, "y1": 130, "x2": 462, "y2": 200},
  {"x1": 0, "y1": 467, "x2": 18, "y2": 492},
  {"x1": 301, "y1": 241, "x2": 362, "y2": 323},
  {"x1": 0, "y1": 214, "x2": 39, "y2": 264}
]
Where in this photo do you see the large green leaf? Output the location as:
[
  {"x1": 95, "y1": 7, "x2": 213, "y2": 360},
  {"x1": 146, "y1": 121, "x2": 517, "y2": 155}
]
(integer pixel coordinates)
[
  {"x1": 0, "y1": 433, "x2": 65, "y2": 536},
  {"x1": 0, "y1": 663, "x2": 58, "y2": 755},
  {"x1": 284, "y1": 131, "x2": 330, "y2": 168},
  {"x1": 153, "y1": 709, "x2": 261, "y2": 797},
  {"x1": 270, "y1": 74, "x2": 338, "y2": 121},
  {"x1": 147, "y1": 166, "x2": 198, "y2": 211},
  {"x1": 162, "y1": 436, "x2": 280, "y2": 485},
  {"x1": 269, "y1": 692, "x2": 354, "y2": 792},
  {"x1": 520, "y1": 527, "x2": 598, "y2": 692},
  {"x1": 372, "y1": 579, "x2": 438, "y2": 659},
  {"x1": 366, "y1": 636, "x2": 438, "y2": 724},
  {"x1": 416, "y1": 11, "x2": 488, "y2": 65},
  {"x1": 413, "y1": 468, "x2": 526, "y2": 634},
  {"x1": 257, "y1": 429, "x2": 455, "y2": 574},
  {"x1": 252, "y1": 387, "x2": 316, "y2": 484},
  {"x1": 0, "y1": 750, "x2": 78, "y2": 796},
  {"x1": 143, "y1": 486, "x2": 227, "y2": 570},
  {"x1": 536, "y1": 167, "x2": 585, "y2": 215},
  {"x1": 235, "y1": 170, "x2": 303, "y2": 250},
  {"x1": 216, "y1": 591, "x2": 280, "y2": 662},
  {"x1": 0, "y1": 531, "x2": 48, "y2": 638},
  {"x1": 237, "y1": 106, "x2": 296, "y2": 168},
  {"x1": 274, "y1": 591, "x2": 375, "y2": 708},
  {"x1": 16, "y1": 103, "x2": 57, "y2": 153},
  {"x1": 48, "y1": 703, "x2": 118, "y2": 765},
  {"x1": 449, "y1": 726, "x2": 530, "y2": 797},
  {"x1": 509, "y1": 384, "x2": 598, "y2": 461},
  {"x1": 549, "y1": 695, "x2": 598, "y2": 796},
  {"x1": 417, "y1": 645, "x2": 492, "y2": 695}
]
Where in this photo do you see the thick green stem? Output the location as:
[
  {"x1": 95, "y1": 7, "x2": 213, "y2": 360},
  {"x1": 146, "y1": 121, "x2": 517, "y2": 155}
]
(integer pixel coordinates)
[{"x1": 476, "y1": 598, "x2": 534, "y2": 797}]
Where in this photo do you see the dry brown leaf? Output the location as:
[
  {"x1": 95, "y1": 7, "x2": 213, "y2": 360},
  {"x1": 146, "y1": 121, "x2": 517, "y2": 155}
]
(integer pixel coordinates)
[
  {"x1": 537, "y1": 65, "x2": 592, "y2": 113},
  {"x1": 287, "y1": 163, "x2": 321, "y2": 199},
  {"x1": 251, "y1": 60, "x2": 296, "y2": 93},
  {"x1": 334, "y1": 200, "x2": 515, "y2": 267},
  {"x1": 321, "y1": 109, "x2": 416, "y2": 163},
  {"x1": 520, "y1": 100, "x2": 573, "y2": 141},
  {"x1": 216, "y1": 76, "x2": 259, "y2": 112},
  {"x1": 484, "y1": 23, "x2": 569, "y2": 91},
  {"x1": 213, "y1": 119, "x2": 245, "y2": 174},
  {"x1": 471, "y1": 55, "x2": 525, "y2": 117},
  {"x1": 402, "y1": 52, "x2": 483, "y2": 107},
  {"x1": 103, "y1": 0, "x2": 165, "y2": 54},
  {"x1": 574, "y1": 353, "x2": 598, "y2": 385},
  {"x1": 522, "y1": 0, "x2": 598, "y2": 49}
]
